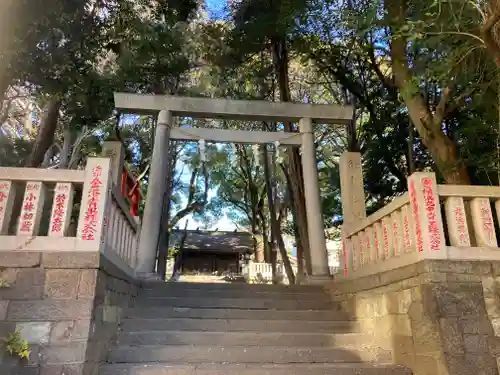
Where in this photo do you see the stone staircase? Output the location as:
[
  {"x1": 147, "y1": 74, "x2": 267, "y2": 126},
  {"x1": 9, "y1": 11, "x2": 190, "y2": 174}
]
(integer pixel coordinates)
[{"x1": 100, "y1": 282, "x2": 411, "y2": 375}]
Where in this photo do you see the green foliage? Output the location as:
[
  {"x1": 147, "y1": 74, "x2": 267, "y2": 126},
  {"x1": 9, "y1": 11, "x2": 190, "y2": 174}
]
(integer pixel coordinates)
[
  {"x1": 3, "y1": 330, "x2": 31, "y2": 361},
  {"x1": 3, "y1": 0, "x2": 500, "y2": 255},
  {"x1": 0, "y1": 278, "x2": 11, "y2": 288}
]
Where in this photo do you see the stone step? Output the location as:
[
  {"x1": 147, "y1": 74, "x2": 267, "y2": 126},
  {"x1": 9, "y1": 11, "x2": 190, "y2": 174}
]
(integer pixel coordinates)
[
  {"x1": 125, "y1": 306, "x2": 348, "y2": 321},
  {"x1": 135, "y1": 296, "x2": 336, "y2": 310},
  {"x1": 121, "y1": 318, "x2": 358, "y2": 333},
  {"x1": 139, "y1": 281, "x2": 326, "y2": 294},
  {"x1": 117, "y1": 330, "x2": 372, "y2": 348},
  {"x1": 108, "y1": 345, "x2": 392, "y2": 364},
  {"x1": 139, "y1": 287, "x2": 330, "y2": 301},
  {"x1": 100, "y1": 363, "x2": 411, "y2": 375}
]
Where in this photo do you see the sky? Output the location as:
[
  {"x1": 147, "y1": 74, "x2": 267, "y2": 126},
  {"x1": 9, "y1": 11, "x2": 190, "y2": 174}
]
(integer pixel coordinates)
[
  {"x1": 205, "y1": 0, "x2": 227, "y2": 20},
  {"x1": 176, "y1": 0, "x2": 232, "y2": 231}
]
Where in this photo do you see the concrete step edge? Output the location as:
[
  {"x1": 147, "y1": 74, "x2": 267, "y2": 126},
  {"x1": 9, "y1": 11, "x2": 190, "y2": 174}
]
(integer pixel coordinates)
[
  {"x1": 119, "y1": 318, "x2": 360, "y2": 334},
  {"x1": 138, "y1": 294, "x2": 331, "y2": 301},
  {"x1": 99, "y1": 363, "x2": 412, "y2": 375},
  {"x1": 132, "y1": 301, "x2": 338, "y2": 310},
  {"x1": 126, "y1": 307, "x2": 345, "y2": 313},
  {"x1": 139, "y1": 282, "x2": 325, "y2": 289},
  {"x1": 118, "y1": 330, "x2": 364, "y2": 336},
  {"x1": 121, "y1": 317, "x2": 357, "y2": 325},
  {"x1": 108, "y1": 344, "x2": 388, "y2": 354},
  {"x1": 140, "y1": 285, "x2": 328, "y2": 291},
  {"x1": 136, "y1": 296, "x2": 333, "y2": 301},
  {"x1": 108, "y1": 345, "x2": 393, "y2": 364},
  {"x1": 116, "y1": 331, "x2": 372, "y2": 346},
  {"x1": 99, "y1": 364, "x2": 412, "y2": 375},
  {"x1": 135, "y1": 297, "x2": 336, "y2": 304},
  {"x1": 101, "y1": 362, "x2": 406, "y2": 369},
  {"x1": 125, "y1": 311, "x2": 347, "y2": 317},
  {"x1": 124, "y1": 307, "x2": 350, "y2": 320},
  {"x1": 140, "y1": 287, "x2": 329, "y2": 293}
]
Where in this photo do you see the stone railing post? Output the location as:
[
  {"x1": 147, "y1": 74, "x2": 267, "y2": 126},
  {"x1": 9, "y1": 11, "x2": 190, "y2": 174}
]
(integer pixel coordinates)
[
  {"x1": 48, "y1": 182, "x2": 75, "y2": 237},
  {"x1": 444, "y1": 196, "x2": 471, "y2": 247},
  {"x1": 407, "y1": 172, "x2": 446, "y2": 257},
  {"x1": 339, "y1": 152, "x2": 367, "y2": 227},
  {"x1": 17, "y1": 181, "x2": 46, "y2": 236},
  {"x1": 76, "y1": 157, "x2": 113, "y2": 252},
  {"x1": 0, "y1": 181, "x2": 16, "y2": 234},
  {"x1": 102, "y1": 141, "x2": 125, "y2": 187},
  {"x1": 339, "y1": 152, "x2": 367, "y2": 277}
]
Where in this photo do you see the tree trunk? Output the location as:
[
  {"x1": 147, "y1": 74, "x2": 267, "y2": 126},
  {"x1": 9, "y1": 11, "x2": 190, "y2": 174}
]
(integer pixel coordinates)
[
  {"x1": 262, "y1": 144, "x2": 295, "y2": 284},
  {"x1": 254, "y1": 235, "x2": 265, "y2": 263},
  {"x1": 271, "y1": 38, "x2": 312, "y2": 276},
  {"x1": 407, "y1": 117, "x2": 415, "y2": 175},
  {"x1": 481, "y1": 3, "x2": 500, "y2": 67},
  {"x1": 240, "y1": 146, "x2": 262, "y2": 261},
  {"x1": 258, "y1": 208, "x2": 271, "y2": 263},
  {"x1": 0, "y1": 76, "x2": 12, "y2": 128},
  {"x1": 282, "y1": 164, "x2": 306, "y2": 280},
  {"x1": 171, "y1": 220, "x2": 189, "y2": 279},
  {"x1": 386, "y1": 0, "x2": 470, "y2": 184},
  {"x1": 345, "y1": 91, "x2": 359, "y2": 152},
  {"x1": 58, "y1": 126, "x2": 72, "y2": 169},
  {"x1": 41, "y1": 145, "x2": 56, "y2": 168},
  {"x1": 157, "y1": 141, "x2": 181, "y2": 279},
  {"x1": 26, "y1": 98, "x2": 62, "y2": 168}
]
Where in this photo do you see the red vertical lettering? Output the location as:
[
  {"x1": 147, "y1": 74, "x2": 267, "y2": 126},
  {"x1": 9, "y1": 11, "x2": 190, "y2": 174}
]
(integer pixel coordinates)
[{"x1": 410, "y1": 180, "x2": 424, "y2": 252}]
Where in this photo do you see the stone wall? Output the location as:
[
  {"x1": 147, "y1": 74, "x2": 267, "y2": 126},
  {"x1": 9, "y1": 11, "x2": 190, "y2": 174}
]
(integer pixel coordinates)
[
  {"x1": 0, "y1": 251, "x2": 138, "y2": 375},
  {"x1": 328, "y1": 260, "x2": 500, "y2": 375}
]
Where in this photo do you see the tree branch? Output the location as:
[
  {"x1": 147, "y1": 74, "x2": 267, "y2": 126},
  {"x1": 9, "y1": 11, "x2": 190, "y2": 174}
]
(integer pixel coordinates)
[
  {"x1": 481, "y1": 5, "x2": 500, "y2": 66},
  {"x1": 434, "y1": 87, "x2": 452, "y2": 126}
]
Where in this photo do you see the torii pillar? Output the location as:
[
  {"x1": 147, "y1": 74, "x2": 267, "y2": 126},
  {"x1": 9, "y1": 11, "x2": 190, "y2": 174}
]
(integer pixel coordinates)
[
  {"x1": 300, "y1": 118, "x2": 330, "y2": 280},
  {"x1": 136, "y1": 110, "x2": 172, "y2": 276}
]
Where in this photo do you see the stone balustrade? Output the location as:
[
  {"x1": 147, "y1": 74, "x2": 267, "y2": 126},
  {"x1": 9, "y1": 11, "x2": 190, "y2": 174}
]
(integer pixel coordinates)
[
  {"x1": 339, "y1": 171, "x2": 500, "y2": 281},
  {"x1": 0, "y1": 157, "x2": 140, "y2": 277},
  {"x1": 242, "y1": 261, "x2": 274, "y2": 283},
  {"x1": 242, "y1": 261, "x2": 297, "y2": 284}
]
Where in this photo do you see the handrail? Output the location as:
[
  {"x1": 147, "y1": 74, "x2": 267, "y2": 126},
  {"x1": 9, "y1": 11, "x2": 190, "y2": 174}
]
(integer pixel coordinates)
[
  {"x1": 437, "y1": 185, "x2": 500, "y2": 199},
  {"x1": 346, "y1": 193, "x2": 409, "y2": 237},
  {"x1": 111, "y1": 187, "x2": 139, "y2": 231},
  {"x1": 0, "y1": 168, "x2": 85, "y2": 183}
]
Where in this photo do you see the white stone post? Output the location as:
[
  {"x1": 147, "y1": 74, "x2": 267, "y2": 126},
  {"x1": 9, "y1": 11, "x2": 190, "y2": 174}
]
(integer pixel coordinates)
[
  {"x1": 0, "y1": 181, "x2": 16, "y2": 234},
  {"x1": 365, "y1": 227, "x2": 376, "y2": 264},
  {"x1": 444, "y1": 197, "x2": 471, "y2": 247},
  {"x1": 407, "y1": 172, "x2": 446, "y2": 257},
  {"x1": 48, "y1": 183, "x2": 75, "y2": 237},
  {"x1": 102, "y1": 141, "x2": 125, "y2": 187},
  {"x1": 373, "y1": 222, "x2": 383, "y2": 261},
  {"x1": 391, "y1": 211, "x2": 403, "y2": 257},
  {"x1": 339, "y1": 152, "x2": 367, "y2": 226},
  {"x1": 136, "y1": 110, "x2": 172, "y2": 275},
  {"x1": 299, "y1": 117, "x2": 330, "y2": 277},
  {"x1": 17, "y1": 181, "x2": 46, "y2": 236},
  {"x1": 382, "y1": 216, "x2": 393, "y2": 260},
  {"x1": 400, "y1": 204, "x2": 414, "y2": 253},
  {"x1": 470, "y1": 198, "x2": 497, "y2": 247},
  {"x1": 76, "y1": 158, "x2": 113, "y2": 252},
  {"x1": 340, "y1": 226, "x2": 348, "y2": 276}
]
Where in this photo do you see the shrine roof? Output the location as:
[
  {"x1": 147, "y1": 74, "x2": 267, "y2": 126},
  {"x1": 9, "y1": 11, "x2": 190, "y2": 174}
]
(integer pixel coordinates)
[{"x1": 170, "y1": 230, "x2": 254, "y2": 254}]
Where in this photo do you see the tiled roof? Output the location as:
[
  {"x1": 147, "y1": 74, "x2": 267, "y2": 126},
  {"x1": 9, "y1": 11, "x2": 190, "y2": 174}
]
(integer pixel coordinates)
[{"x1": 170, "y1": 230, "x2": 254, "y2": 253}]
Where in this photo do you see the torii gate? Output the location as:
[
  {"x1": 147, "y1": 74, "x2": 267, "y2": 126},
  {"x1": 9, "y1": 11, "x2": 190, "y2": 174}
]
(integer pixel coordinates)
[{"x1": 114, "y1": 93, "x2": 354, "y2": 282}]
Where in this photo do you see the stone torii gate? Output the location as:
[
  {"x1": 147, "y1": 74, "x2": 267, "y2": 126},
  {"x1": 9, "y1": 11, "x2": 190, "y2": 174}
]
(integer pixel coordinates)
[{"x1": 114, "y1": 93, "x2": 353, "y2": 281}]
